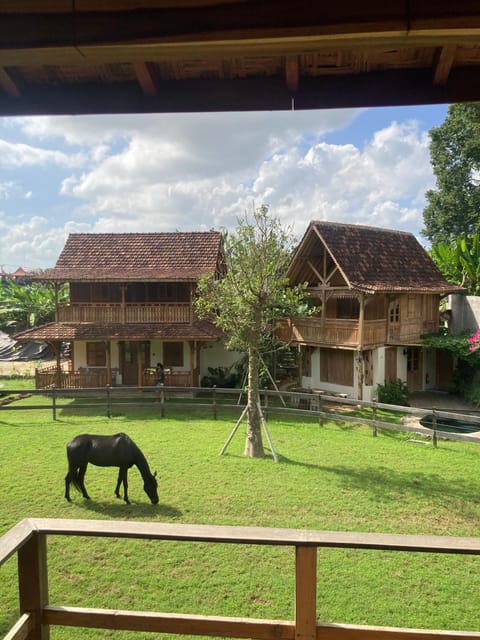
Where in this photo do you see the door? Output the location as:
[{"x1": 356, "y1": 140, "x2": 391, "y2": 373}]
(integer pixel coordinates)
[
  {"x1": 406, "y1": 347, "x2": 422, "y2": 392},
  {"x1": 120, "y1": 341, "x2": 150, "y2": 385},
  {"x1": 384, "y1": 347, "x2": 397, "y2": 383}
]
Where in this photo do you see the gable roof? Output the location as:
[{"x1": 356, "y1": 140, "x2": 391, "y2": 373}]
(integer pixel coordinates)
[
  {"x1": 288, "y1": 221, "x2": 463, "y2": 294},
  {"x1": 39, "y1": 232, "x2": 223, "y2": 283}
]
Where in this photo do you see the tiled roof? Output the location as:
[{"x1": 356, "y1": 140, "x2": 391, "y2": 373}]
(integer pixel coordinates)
[
  {"x1": 297, "y1": 221, "x2": 463, "y2": 294},
  {"x1": 15, "y1": 321, "x2": 223, "y2": 342},
  {"x1": 37, "y1": 232, "x2": 223, "y2": 282}
]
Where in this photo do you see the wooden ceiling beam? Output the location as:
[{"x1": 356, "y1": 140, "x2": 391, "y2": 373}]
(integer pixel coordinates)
[
  {"x1": 1, "y1": 2, "x2": 480, "y2": 67},
  {"x1": 433, "y1": 45, "x2": 457, "y2": 86},
  {"x1": 0, "y1": 67, "x2": 20, "y2": 97},
  {"x1": 285, "y1": 56, "x2": 299, "y2": 92},
  {"x1": 0, "y1": 67, "x2": 478, "y2": 116},
  {"x1": 133, "y1": 61, "x2": 158, "y2": 96}
]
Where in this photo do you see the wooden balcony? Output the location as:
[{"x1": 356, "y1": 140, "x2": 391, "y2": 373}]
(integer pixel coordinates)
[
  {"x1": 278, "y1": 317, "x2": 385, "y2": 348},
  {"x1": 278, "y1": 316, "x2": 435, "y2": 349},
  {"x1": 2, "y1": 518, "x2": 480, "y2": 640},
  {"x1": 57, "y1": 302, "x2": 192, "y2": 323}
]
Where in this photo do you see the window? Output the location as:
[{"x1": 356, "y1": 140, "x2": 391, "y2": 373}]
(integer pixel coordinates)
[
  {"x1": 407, "y1": 347, "x2": 419, "y2": 373},
  {"x1": 337, "y1": 297, "x2": 359, "y2": 319},
  {"x1": 389, "y1": 300, "x2": 400, "y2": 323},
  {"x1": 163, "y1": 342, "x2": 184, "y2": 367},
  {"x1": 86, "y1": 342, "x2": 106, "y2": 366}
]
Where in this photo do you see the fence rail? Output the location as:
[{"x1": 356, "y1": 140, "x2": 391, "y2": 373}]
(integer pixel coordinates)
[
  {"x1": 1, "y1": 386, "x2": 480, "y2": 446},
  {"x1": 1, "y1": 518, "x2": 480, "y2": 640}
]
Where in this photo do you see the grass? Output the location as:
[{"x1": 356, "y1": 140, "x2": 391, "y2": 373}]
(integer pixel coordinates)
[{"x1": 1, "y1": 384, "x2": 480, "y2": 639}]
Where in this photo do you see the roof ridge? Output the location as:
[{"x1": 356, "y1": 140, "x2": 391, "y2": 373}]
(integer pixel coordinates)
[{"x1": 312, "y1": 220, "x2": 415, "y2": 237}]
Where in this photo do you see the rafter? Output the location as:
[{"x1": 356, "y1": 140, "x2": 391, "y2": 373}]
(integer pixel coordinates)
[
  {"x1": 285, "y1": 56, "x2": 299, "y2": 92},
  {"x1": 433, "y1": 45, "x2": 457, "y2": 86},
  {"x1": 0, "y1": 67, "x2": 20, "y2": 97},
  {"x1": 133, "y1": 61, "x2": 158, "y2": 96}
]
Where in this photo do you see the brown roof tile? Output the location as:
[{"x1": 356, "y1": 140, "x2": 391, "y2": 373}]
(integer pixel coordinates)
[
  {"x1": 293, "y1": 221, "x2": 463, "y2": 294},
  {"x1": 38, "y1": 232, "x2": 223, "y2": 282},
  {"x1": 15, "y1": 321, "x2": 223, "y2": 342}
]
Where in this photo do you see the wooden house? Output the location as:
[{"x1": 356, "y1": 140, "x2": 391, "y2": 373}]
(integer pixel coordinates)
[
  {"x1": 15, "y1": 232, "x2": 228, "y2": 389},
  {"x1": 278, "y1": 221, "x2": 462, "y2": 400}
]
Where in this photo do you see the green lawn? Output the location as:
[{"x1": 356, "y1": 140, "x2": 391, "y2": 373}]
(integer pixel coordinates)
[{"x1": 1, "y1": 390, "x2": 480, "y2": 639}]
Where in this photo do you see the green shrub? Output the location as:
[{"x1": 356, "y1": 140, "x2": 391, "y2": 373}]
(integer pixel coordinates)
[{"x1": 375, "y1": 379, "x2": 409, "y2": 406}]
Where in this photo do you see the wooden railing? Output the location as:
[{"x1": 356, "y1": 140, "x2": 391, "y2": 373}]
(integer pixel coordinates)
[
  {"x1": 56, "y1": 302, "x2": 192, "y2": 323},
  {"x1": 2, "y1": 518, "x2": 480, "y2": 640},
  {"x1": 278, "y1": 317, "x2": 388, "y2": 347},
  {"x1": 278, "y1": 316, "x2": 436, "y2": 348},
  {"x1": 35, "y1": 367, "x2": 193, "y2": 390}
]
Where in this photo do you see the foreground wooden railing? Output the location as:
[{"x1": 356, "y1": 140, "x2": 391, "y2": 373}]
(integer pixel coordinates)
[{"x1": 2, "y1": 519, "x2": 480, "y2": 640}]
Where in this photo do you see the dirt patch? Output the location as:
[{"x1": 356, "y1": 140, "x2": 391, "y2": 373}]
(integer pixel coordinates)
[{"x1": 0, "y1": 359, "x2": 55, "y2": 377}]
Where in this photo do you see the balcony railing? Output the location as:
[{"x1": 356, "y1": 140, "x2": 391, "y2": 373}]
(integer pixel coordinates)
[
  {"x1": 57, "y1": 302, "x2": 192, "y2": 323},
  {"x1": 2, "y1": 518, "x2": 480, "y2": 640},
  {"x1": 278, "y1": 317, "x2": 434, "y2": 348}
]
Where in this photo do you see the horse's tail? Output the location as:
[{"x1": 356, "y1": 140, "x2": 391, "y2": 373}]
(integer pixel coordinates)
[{"x1": 68, "y1": 466, "x2": 83, "y2": 493}]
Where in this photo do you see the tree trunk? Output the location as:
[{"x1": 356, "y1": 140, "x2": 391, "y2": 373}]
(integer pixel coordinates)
[{"x1": 244, "y1": 344, "x2": 264, "y2": 458}]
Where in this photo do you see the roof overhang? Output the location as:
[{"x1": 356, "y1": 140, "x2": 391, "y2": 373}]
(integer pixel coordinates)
[
  {"x1": 1, "y1": 1, "x2": 480, "y2": 116},
  {"x1": 14, "y1": 322, "x2": 223, "y2": 342}
]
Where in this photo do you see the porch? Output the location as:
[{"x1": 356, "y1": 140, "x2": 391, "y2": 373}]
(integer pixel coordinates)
[{"x1": 34, "y1": 363, "x2": 194, "y2": 390}]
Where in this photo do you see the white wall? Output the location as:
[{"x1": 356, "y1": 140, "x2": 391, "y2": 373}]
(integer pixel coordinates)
[
  {"x1": 449, "y1": 294, "x2": 480, "y2": 334},
  {"x1": 199, "y1": 339, "x2": 242, "y2": 380}
]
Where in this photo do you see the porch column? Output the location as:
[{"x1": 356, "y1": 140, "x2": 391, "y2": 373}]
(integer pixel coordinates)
[
  {"x1": 52, "y1": 341, "x2": 62, "y2": 388},
  {"x1": 357, "y1": 293, "x2": 365, "y2": 401},
  {"x1": 105, "y1": 341, "x2": 111, "y2": 386},
  {"x1": 189, "y1": 340, "x2": 196, "y2": 386},
  {"x1": 136, "y1": 342, "x2": 143, "y2": 386},
  {"x1": 121, "y1": 285, "x2": 127, "y2": 324}
]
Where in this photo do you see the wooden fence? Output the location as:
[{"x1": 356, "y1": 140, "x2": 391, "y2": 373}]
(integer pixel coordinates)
[
  {"x1": 2, "y1": 518, "x2": 480, "y2": 640},
  {"x1": 1, "y1": 386, "x2": 480, "y2": 447}
]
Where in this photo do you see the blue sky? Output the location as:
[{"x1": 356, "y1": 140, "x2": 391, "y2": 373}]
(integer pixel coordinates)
[{"x1": 0, "y1": 103, "x2": 449, "y2": 271}]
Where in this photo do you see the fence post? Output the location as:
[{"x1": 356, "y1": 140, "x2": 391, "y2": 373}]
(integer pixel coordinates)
[
  {"x1": 372, "y1": 403, "x2": 378, "y2": 437},
  {"x1": 213, "y1": 385, "x2": 217, "y2": 420},
  {"x1": 106, "y1": 385, "x2": 111, "y2": 418},
  {"x1": 295, "y1": 545, "x2": 317, "y2": 640},
  {"x1": 52, "y1": 386, "x2": 57, "y2": 421},
  {"x1": 160, "y1": 384, "x2": 165, "y2": 418},
  {"x1": 18, "y1": 531, "x2": 49, "y2": 640},
  {"x1": 432, "y1": 409, "x2": 438, "y2": 448}
]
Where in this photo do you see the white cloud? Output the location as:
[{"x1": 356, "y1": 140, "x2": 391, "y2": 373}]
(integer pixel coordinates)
[
  {"x1": 0, "y1": 139, "x2": 85, "y2": 169},
  {"x1": 0, "y1": 107, "x2": 440, "y2": 268}
]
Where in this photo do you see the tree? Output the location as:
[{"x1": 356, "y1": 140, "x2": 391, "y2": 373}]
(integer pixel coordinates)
[
  {"x1": 430, "y1": 233, "x2": 480, "y2": 295},
  {"x1": 422, "y1": 103, "x2": 480, "y2": 245},
  {"x1": 0, "y1": 279, "x2": 67, "y2": 331},
  {"x1": 195, "y1": 205, "x2": 309, "y2": 458}
]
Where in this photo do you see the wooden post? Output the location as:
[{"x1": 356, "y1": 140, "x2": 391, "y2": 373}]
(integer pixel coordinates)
[
  {"x1": 106, "y1": 385, "x2": 112, "y2": 418},
  {"x1": 432, "y1": 409, "x2": 438, "y2": 448},
  {"x1": 372, "y1": 403, "x2": 378, "y2": 437},
  {"x1": 295, "y1": 545, "x2": 317, "y2": 640},
  {"x1": 160, "y1": 385, "x2": 165, "y2": 418},
  {"x1": 213, "y1": 385, "x2": 217, "y2": 420},
  {"x1": 18, "y1": 532, "x2": 49, "y2": 640},
  {"x1": 52, "y1": 386, "x2": 57, "y2": 421}
]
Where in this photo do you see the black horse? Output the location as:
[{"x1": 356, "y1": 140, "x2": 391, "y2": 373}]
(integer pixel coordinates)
[{"x1": 65, "y1": 433, "x2": 159, "y2": 504}]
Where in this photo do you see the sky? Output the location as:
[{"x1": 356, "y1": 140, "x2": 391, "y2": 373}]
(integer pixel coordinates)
[{"x1": 0, "y1": 103, "x2": 449, "y2": 272}]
